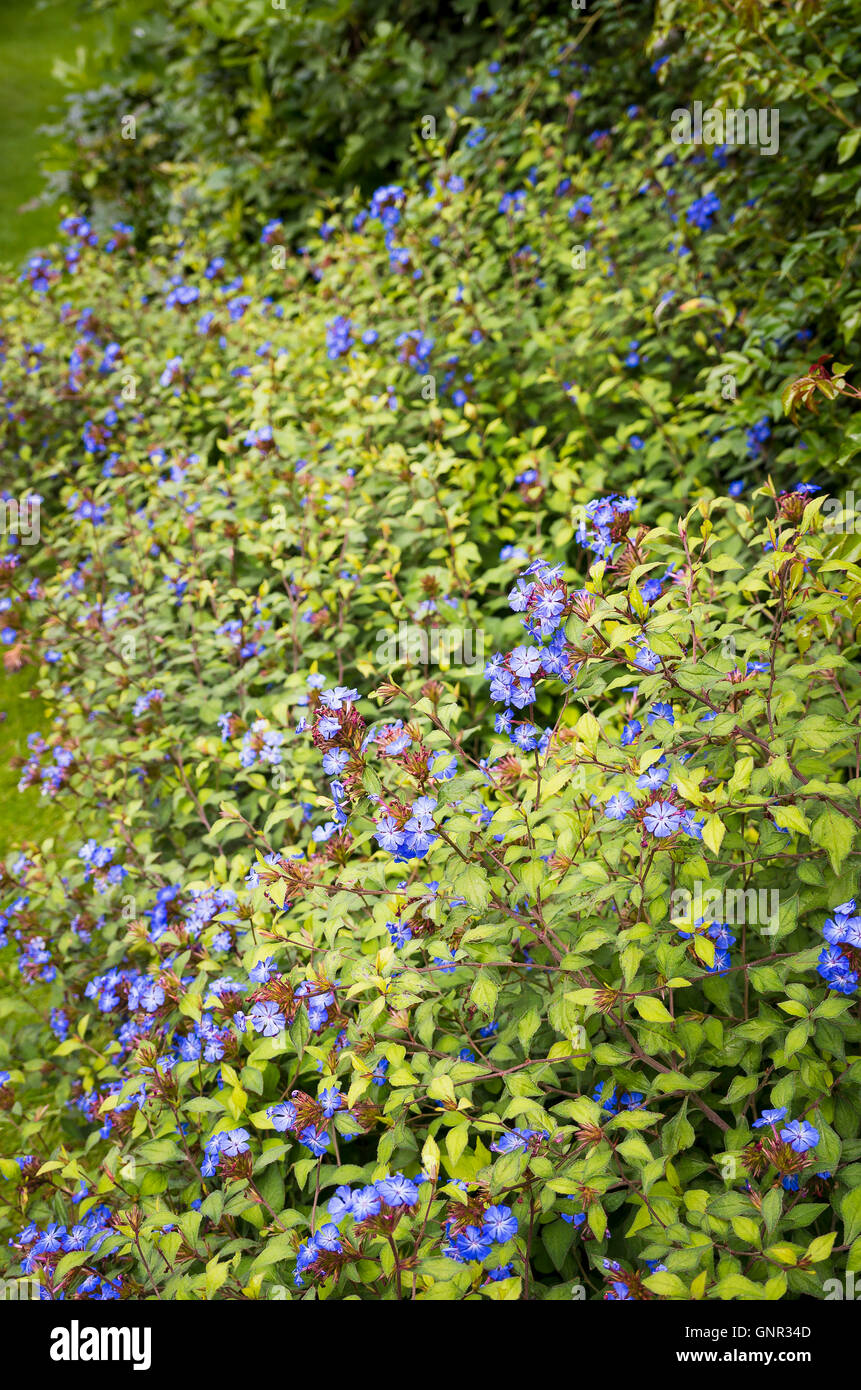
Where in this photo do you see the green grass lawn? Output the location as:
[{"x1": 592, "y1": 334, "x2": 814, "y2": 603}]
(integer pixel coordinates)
[{"x1": 0, "y1": 0, "x2": 109, "y2": 265}]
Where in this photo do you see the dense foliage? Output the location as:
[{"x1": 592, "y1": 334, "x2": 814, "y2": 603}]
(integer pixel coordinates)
[
  {"x1": 44, "y1": 0, "x2": 572, "y2": 240},
  {"x1": 1, "y1": 0, "x2": 861, "y2": 1302}
]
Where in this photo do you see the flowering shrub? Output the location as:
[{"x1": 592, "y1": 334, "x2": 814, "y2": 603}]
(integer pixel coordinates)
[
  {"x1": 3, "y1": 459, "x2": 861, "y2": 1300},
  {"x1": 1, "y1": 0, "x2": 861, "y2": 1304}
]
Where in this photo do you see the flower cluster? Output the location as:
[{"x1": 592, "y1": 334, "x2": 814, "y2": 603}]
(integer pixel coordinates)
[
  {"x1": 816, "y1": 899, "x2": 861, "y2": 994},
  {"x1": 294, "y1": 1170, "x2": 423, "y2": 1288},
  {"x1": 486, "y1": 558, "x2": 577, "y2": 752}
]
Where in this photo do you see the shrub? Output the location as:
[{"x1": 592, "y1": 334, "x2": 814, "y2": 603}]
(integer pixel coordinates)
[
  {"x1": 1, "y1": 0, "x2": 861, "y2": 1304},
  {"x1": 3, "y1": 465, "x2": 861, "y2": 1299}
]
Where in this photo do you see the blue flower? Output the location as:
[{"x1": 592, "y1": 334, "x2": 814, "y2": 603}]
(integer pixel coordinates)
[
  {"x1": 322, "y1": 748, "x2": 350, "y2": 776},
  {"x1": 593, "y1": 1084, "x2": 619, "y2": 1115},
  {"x1": 267, "y1": 1101, "x2": 297, "y2": 1132},
  {"x1": 327, "y1": 1186, "x2": 354, "y2": 1220},
  {"x1": 509, "y1": 645, "x2": 543, "y2": 680},
  {"x1": 752, "y1": 1106, "x2": 787, "y2": 1129},
  {"x1": 220, "y1": 1128, "x2": 250, "y2": 1158},
  {"x1": 318, "y1": 1086, "x2": 344, "y2": 1118},
  {"x1": 320, "y1": 686, "x2": 359, "y2": 710},
  {"x1": 686, "y1": 191, "x2": 720, "y2": 231},
  {"x1": 637, "y1": 766, "x2": 668, "y2": 792},
  {"x1": 316, "y1": 1223, "x2": 342, "y2": 1253},
  {"x1": 248, "y1": 1001, "x2": 285, "y2": 1037},
  {"x1": 299, "y1": 1126, "x2": 330, "y2": 1157},
  {"x1": 780, "y1": 1120, "x2": 819, "y2": 1153},
  {"x1": 325, "y1": 316, "x2": 353, "y2": 359},
  {"x1": 482, "y1": 1205, "x2": 518, "y2": 1242},
  {"x1": 643, "y1": 801, "x2": 683, "y2": 837},
  {"x1": 376, "y1": 1172, "x2": 419, "y2": 1206},
  {"x1": 605, "y1": 792, "x2": 635, "y2": 820},
  {"x1": 457, "y1": 1225, "x2": 493, "y2": 1261},
  {"x1": 351, "y1": 1185, "x2": 382, "y2": 1220}
]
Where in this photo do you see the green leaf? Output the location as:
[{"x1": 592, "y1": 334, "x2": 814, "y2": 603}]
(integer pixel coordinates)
[
  {"x1": 810, "y1": 806, "x2": 855, "y2": 874},
  {"x1": 55, "y1": 1249, "x2": 94, "y2": 1281},
  {"x1": 251, "y1": 1233, "x2": 295, "y2": 1272},
  {"x1": 842, "y1": 1186, "x2": 861, "y2": 1247},
  {"x1": 635, "y1": 996, "x2": 673, "y2": 1024},
  {"x1": 702, "y1": 814, "x2": 726, "y2": 855},
  {"x1": 712, "y1": 1272, "x2": 762, "y2": 1299},
  {"x1": 587, "y1": 1203, "x2": 606, "y2": 1240},
  {"x1": 771, "y1": 805, "x2": 810, "y2": 836},
  {"x1": 204, "y1": 1257, "x2": 231, "y2": 1299},
  {"x1": 806, "y1": 1230, "x2": 837, "y2": 1262},
  {"x1": 662, "y1": 1107, "x2": 695, "y2": 1157},
  {"x1": 469, "y1": 972, "x2": 498, "y2": 1019},
  {"x1": 644, "y1": 1270, "x2": 688, "y2": 1298},
  {"x1": 762, "y1": 1188, "x2": 782, "y2": 1234},
  {"x1": 783, "y1": 1021, "x2": 810, "y2": 1057},
  {"x1": 452, "y1": 863, "x2": 490, "y2": 909},
  {"x1": 725, "y1": 1074, "x2": 759, "y2": 1105},
  {"x1": 541, "y1": 1218, "x2": 574, "y2": 1272}
]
